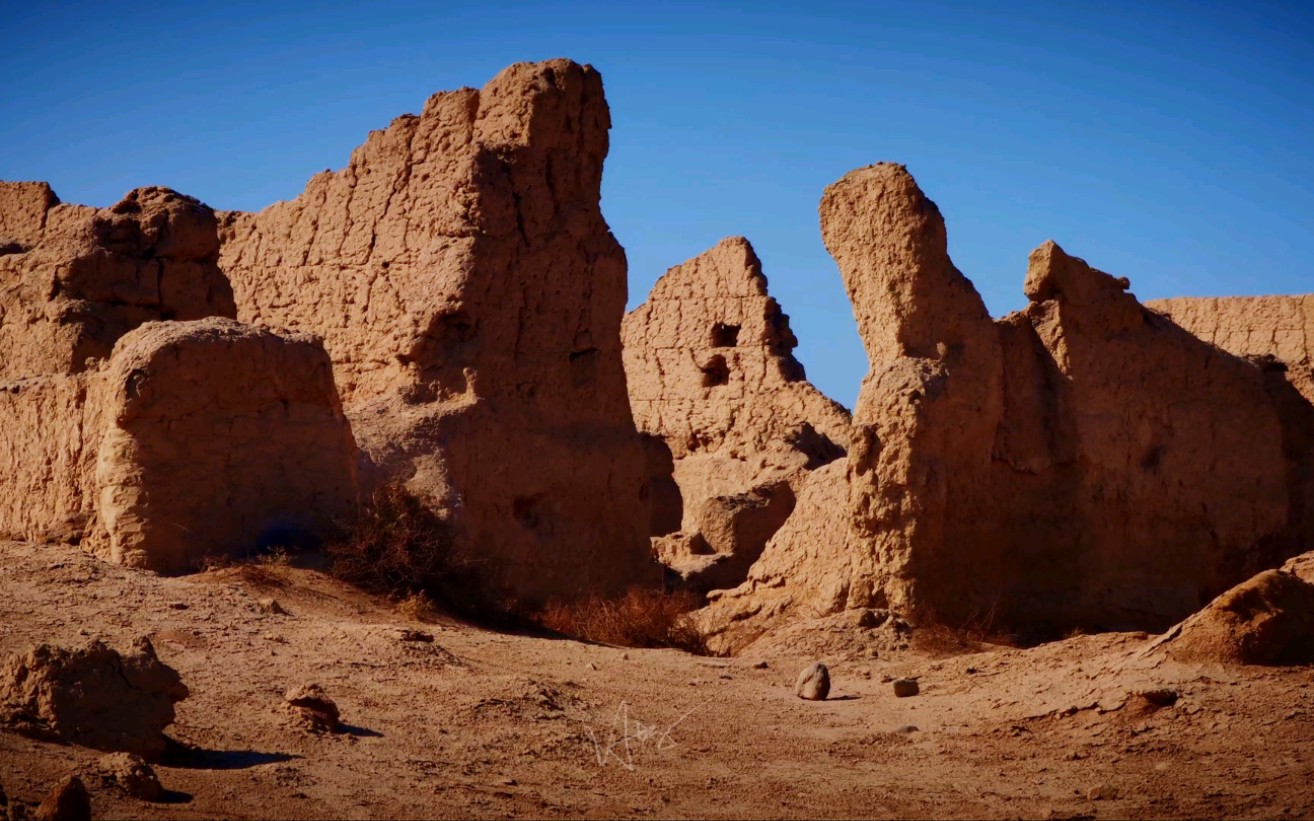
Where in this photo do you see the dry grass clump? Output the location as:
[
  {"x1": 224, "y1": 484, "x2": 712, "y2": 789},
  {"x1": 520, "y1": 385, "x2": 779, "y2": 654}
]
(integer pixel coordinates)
[{"x1": 537, "y1": 588, "x2": 710, "y2": 655}]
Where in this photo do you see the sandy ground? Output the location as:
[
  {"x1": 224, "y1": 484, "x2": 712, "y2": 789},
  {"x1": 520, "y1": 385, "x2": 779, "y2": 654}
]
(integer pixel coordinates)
[{"x1": 1, "y1": 540, "x2": 1312, "y2": 820}]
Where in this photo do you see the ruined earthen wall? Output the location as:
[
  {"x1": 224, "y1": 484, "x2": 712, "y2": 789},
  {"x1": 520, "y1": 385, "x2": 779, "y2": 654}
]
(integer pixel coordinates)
[
  {"x1": 0, "y1": 185, "x2": 235, "y2": 381},
  {"x1": 1, "y1": 185, "x2": 354, "y2": 572},
  {"x1": 218, "y1": 60, "x2": 656, "y2": 604},
  {"x1": 621, "y1": 237, "x2": 850, "y2": 591},
  {"x1": 623, "y1": 236, "x2": 850, "y2": 464},
  {"x1": 1147, "y1": 296, "x2": 1314, "y2": 402},
  {"x1": 0, "y1": 185, "x2": 238, "y2": 546},
  {"x1": 702, "y1": 164, "x2": 1304, "y2": 649},
  {"x1": 0, "y1": 374, "x2": 103, "y2": 543},
  {"x1": 89, "y1": 319, "x2": 358, "y2": 573}
]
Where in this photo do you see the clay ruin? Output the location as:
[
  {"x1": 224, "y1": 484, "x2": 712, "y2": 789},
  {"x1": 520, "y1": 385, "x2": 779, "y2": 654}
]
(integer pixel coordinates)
[
  {"x1": 0, "y1": 185, "x2": 356, "y2": 572},
  {"x1": 218, "y1": 59, "x2": 656, "y2": 605},
  {"x1": 0, "y1": 637, "x2": 188, "y2": 760},
  {"x1": 622, "y1": 237, "x2": 850, "y2": 591},
  {"x1": 2, "y1": 60, "x2": 1312, "y2": 649},
  {"x1": 700, "y1": 164, "x2": 1314, "y2": 651},
  {"x1": 1148, "y1": 295, "x2": 1314, "y2": 402},
  {"x1": 1, "y1": 61, "x2": 657, "y2": 601},
  {"x1": 89, "y1": 319, "x2": 357, "y2": 573}
]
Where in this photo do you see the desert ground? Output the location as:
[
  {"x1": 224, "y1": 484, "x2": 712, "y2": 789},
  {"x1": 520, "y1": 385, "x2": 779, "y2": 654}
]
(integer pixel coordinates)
[{"x1": 1, "y1": 539, "x2": 1311, "y2": 820}]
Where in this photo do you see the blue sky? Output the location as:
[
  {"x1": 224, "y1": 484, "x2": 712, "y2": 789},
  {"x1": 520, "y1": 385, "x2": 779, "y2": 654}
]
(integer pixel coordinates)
[{"x1": 2, "y1": 1, "x2": 1311, "y2": 408}]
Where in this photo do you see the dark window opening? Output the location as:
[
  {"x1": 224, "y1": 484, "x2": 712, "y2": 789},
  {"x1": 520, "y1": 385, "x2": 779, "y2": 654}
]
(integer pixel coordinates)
[{"x1": 711, "y1": 322, "x2": 741, "y2": 348}]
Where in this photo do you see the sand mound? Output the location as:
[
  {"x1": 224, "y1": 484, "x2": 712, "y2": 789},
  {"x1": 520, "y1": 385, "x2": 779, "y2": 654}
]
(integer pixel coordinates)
[{"x1": 1149, "y1": 569, "x2": 1314, "y2": 665}]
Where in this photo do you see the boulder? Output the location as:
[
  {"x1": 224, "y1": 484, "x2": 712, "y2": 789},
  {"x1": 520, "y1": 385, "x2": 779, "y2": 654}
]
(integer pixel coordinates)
[
  {"x1": 32, "y1": 777, "x2": 88, "y2": 821},
  {"x1": 87, "y1": 318, "x2": 358, "y2": 572},
  {"x1": 87, "y1": 753, "x2": 163, "y2": 801},
  {"x1": 284, "y1": 683, "x2": 340, "y2": 733},
  {"x1": 794, "y1": 662, "x2": 830, "y2": 700},
  {"x1": 0, "y1": 638, "x2": 188, "y2": 760},
  {"x1": 218, "y1": 59, "x2": 655, "y2": 606},
  {"x1": 1281, "y1": 551, "x2": 1314, "y2": 585}
]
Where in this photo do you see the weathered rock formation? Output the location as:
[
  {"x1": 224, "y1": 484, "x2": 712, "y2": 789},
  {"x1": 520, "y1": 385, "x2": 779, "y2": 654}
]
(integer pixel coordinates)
[
  {"x1": 89, "y1": 319, "x2": 358, "y2": 573},
  {"x1": 0, "y1": 638, "x2": 188, "y2": 760},
  {"x1": 622, "y1": 237, "x2": 850, "y2": 591},
  {"x1": 0, "y1": 185, "x2": 357, "y2": 571},
  {"x1": 701, "y1": 163, "x2": 1308, "y2": 652},
  {"x1": 218, "y1": 60, "x2": 656, "y2": 605}
]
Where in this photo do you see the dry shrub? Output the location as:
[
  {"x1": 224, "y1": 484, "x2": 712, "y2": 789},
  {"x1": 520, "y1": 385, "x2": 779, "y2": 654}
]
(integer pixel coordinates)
[
  {"x1": 326, "y1": 482, "x2": 505, "y2": 621},
  {"x1": 394, "y1": 591, "x2": 442, "y2": 623},
  {"x1": 257, "y1": 546, "x2": 292, "y2": 567},
  {"x1": 537, "y1": 588, "x2": 709, "y2": 655},
  {"x1": 913, "y1": 606, "x2": 1020, "y2": 657}
]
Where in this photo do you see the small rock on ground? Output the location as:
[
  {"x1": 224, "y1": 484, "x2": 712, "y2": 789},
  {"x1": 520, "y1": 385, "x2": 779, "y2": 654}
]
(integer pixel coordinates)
[
  {"x1": 284, "y1": 683, "x2": 340, "y2": 732},
  {"x1": 795, "y1": 662, "x2": 830, "y2": 700},
  {"x1": 88, "y1": 752, "x2": 163, "y2": 801},
  {"x1": 893, "y1": 678, "x2": 919, "y2": 698},
  {"x1": 34, "y1": 776, "x2": 89, "y2": 821}
]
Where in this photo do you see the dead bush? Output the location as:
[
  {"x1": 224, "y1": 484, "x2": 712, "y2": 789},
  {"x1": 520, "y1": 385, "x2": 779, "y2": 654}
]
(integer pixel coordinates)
[
  {"x1": 912, "y1": 603, "x2": 1020, "y2": 657},
  {"x1": 326, "y1": 482, "x2": 507, "y2": 621},
  {"x1": 537, "y1": 588, "x2": 710, "y2": 655}
]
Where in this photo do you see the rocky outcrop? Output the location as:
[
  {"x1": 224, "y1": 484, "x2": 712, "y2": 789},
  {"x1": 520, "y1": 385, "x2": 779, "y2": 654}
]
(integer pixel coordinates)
[
  {"x1": 622, "y1": 237, "x2": 850, "y2": 592},
  {"x1": 88, "y1": 319, "x2": 358, "y2": 573},
  {"x1": 0, "y1": 638, "x2": 188, "y2": 759},
  {"x1": 701, "y1": 163, "x2": 1305, "y2": 650},
  {"x1": 218, "y1": 60, "x2": 655, "y2": 605}
]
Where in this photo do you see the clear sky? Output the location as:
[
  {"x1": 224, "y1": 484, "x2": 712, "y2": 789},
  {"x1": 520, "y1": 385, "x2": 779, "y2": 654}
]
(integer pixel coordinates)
[{"x1": 2, "y1": 0, "x2": 1311, "y2": 408}]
